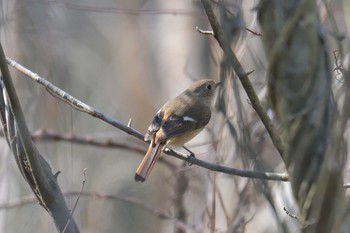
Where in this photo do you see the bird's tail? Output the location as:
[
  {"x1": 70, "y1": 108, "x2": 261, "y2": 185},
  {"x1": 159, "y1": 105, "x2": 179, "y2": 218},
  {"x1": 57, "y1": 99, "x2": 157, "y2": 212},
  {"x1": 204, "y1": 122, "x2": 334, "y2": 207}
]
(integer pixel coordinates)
[{"x1": 135, "y1": 141, "x2": 165, "y2": 182}]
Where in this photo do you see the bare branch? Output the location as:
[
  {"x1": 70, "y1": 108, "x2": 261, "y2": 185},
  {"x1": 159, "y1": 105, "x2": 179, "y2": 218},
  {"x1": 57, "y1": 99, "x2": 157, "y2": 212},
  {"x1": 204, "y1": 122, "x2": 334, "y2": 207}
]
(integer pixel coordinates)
[
  {"x1": 30, "y1": 128, "x2": 145, "y2": 154},
  {"x1": 62, "y1": 169, "x2": 87, "y2": 233},
  {"x1": 283, "y1": 207, "x2": 299, "y2": 220},
  {"x1": 196, "y1": 26, "x2": 214, "y2": 35},
  {"x1": 163, "y1": 148, "x2": 289, "y2": 181},
  {"x1": 43, "y1": 1, "x2": 203, "y2": 18},
  {"x1": 6, "y1": 57, "x2": 145, "y2": 141},
  {"x1": 0, "y1": 192, "x2": 199, "y2": 233},
  {"x1": 6, "y1": 56, "x2": 289, "y2": 182},
  {"x1": 199, "y1": 0, "x2": 285, "y2": 159},
  {"x1": 0, "y1": 44, "x2": 80, "y2": 233},
  {"x1": 244, "y1": 27, "x2": 263, "y2": 36}
]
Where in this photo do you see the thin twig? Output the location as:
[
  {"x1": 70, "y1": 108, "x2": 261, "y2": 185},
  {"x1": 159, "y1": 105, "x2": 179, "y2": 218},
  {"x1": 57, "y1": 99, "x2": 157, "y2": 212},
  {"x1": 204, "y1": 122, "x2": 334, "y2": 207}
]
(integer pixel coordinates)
[
  {"x1": 196, "y1": 26, "x2": 214, "y2": 35},
  {"x1": 44, "y1": 1, "x2": 204, "y2": 18},
  {"x1": 244, "y1": 27, "x2": 263, "y2": 36},
  {"x1": 62, "y1": 168, "x2": 87, "y2": 233},
  {"x1": 283, "y1": 207, "x2": 299, "y2": 220},
  {"x1": 29, "y1": 128, "x2": 145, "y2": 154}
]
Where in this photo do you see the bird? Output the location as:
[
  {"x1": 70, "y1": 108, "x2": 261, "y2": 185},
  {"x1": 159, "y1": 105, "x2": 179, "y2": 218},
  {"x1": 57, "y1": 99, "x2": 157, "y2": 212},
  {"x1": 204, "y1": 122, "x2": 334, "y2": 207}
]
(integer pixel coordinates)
[{"x1": 135, "y1": 79, "x2": 219, "y2": 182}]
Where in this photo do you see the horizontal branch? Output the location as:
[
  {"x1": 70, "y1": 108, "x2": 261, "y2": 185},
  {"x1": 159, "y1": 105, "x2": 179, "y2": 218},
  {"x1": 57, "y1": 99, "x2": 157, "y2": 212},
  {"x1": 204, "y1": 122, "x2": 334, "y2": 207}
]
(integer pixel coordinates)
[
  {"x1": 6, "y1": 57, "x2": 289, "y2": 182},
  {"x1": 164, "y1": 148, "x2": 289, "y2": 181},
  {"x1": 18, "y1": 128, "x2": 177, "y2": 170},
  {"x1": 30, "y1": 128, "x2": 145, "y2": 154},
  {"x1": 0, "y1": 192, "x2": 197, "y2": 232}
]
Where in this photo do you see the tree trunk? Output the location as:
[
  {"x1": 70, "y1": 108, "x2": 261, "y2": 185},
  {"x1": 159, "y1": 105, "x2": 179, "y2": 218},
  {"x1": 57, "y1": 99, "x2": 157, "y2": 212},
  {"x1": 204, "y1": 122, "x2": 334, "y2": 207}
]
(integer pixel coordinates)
[{"x1": 258, "y1": 1, "x2": 347, "y2": 232}]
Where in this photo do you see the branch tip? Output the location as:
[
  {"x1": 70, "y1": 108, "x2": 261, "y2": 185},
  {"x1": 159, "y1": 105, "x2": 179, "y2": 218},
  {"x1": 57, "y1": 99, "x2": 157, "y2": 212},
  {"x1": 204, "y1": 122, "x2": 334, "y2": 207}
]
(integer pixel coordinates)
[
  {"x1": 244, "y1": 27, "x2": 263, "y2": 36},
  {"x1": 245, "y1": 70, "x2": 255, "y2": 76},
  {"x1": 283, "y1": 207, "x2": 299, "y2": 220},
  {"x1": 54, "y1": 171, "x2": 61, "y2": 179},
  {"x1": 196, "y1": 26, "x2": 214, "y2": 35}
]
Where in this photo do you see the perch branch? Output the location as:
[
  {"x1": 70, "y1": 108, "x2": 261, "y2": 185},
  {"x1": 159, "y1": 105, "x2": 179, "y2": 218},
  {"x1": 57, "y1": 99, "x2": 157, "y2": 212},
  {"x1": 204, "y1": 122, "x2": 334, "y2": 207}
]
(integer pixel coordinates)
[
  {"x1": 6, "y1": 57, "x2": 289, "y2": 182},
  {"x1": 164, "y1": 148, "x2": 288, "y2": 181}
]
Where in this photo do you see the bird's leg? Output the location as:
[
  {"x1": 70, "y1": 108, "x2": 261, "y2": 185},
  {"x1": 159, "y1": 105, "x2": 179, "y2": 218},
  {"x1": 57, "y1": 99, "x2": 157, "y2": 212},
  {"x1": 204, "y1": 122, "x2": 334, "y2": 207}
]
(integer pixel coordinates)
[{"x1": 163, "y1": 146, "x2": 195, "y2": 166}]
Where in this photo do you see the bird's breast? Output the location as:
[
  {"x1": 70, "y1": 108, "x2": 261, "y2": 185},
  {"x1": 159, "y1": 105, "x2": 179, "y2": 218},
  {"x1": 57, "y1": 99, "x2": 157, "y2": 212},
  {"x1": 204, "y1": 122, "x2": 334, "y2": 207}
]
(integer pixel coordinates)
[{"x1": 166, "y1": 128, "x2": 204, "y2": 146}]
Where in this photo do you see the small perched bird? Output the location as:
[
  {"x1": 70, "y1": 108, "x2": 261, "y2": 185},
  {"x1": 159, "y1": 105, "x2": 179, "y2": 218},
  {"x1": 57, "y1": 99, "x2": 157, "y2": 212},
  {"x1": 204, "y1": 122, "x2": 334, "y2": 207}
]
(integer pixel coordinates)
[{"x1": 135, "y1": 79, "x2": 219, "y2": 182}]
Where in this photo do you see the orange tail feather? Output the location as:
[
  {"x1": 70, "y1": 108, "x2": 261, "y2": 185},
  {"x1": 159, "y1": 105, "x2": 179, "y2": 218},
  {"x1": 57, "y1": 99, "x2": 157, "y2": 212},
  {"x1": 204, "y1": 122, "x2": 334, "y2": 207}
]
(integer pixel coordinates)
[{"x1": 135, "y1": 141, "x2": 165, "y2": 182}]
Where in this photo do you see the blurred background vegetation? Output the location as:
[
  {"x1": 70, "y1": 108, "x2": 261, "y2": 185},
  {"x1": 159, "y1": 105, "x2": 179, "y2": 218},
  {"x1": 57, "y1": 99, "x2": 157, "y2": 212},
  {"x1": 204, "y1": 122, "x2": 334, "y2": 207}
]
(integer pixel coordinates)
[{"x1": 0, "y1": 0, "x2": 349, "y2": 232}]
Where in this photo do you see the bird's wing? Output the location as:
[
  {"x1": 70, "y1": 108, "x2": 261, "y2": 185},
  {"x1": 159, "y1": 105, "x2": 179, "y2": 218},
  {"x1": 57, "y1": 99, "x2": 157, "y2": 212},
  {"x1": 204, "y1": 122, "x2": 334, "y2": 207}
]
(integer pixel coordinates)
[
  {"x1": 144, "y1": 110, "x2": 163, "y2": 142},
  {"x1": 156, "y1": 113, "x2": 210, "y2": 142}
]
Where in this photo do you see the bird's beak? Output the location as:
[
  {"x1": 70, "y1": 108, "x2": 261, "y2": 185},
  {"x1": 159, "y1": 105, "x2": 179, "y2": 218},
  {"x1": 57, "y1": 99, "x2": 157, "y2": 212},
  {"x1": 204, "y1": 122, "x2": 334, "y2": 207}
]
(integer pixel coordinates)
[{"x1": 215, "y1": 82, "x2": 222, "y2": 87}]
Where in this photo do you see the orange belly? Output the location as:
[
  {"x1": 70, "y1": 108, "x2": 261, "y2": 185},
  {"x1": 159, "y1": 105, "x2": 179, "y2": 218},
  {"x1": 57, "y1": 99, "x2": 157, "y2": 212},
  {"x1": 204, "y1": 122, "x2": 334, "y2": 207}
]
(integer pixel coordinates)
[{"x1": 166, "y1": 128, "x2": 204, "y2": 146}]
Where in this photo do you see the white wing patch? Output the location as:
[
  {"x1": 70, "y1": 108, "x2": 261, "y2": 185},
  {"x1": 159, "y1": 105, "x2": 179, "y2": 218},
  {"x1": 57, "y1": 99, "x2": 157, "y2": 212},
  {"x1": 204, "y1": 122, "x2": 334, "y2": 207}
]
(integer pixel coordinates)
[{"x1": 183, "y1": 116, "x2": 196, "y2": 122}]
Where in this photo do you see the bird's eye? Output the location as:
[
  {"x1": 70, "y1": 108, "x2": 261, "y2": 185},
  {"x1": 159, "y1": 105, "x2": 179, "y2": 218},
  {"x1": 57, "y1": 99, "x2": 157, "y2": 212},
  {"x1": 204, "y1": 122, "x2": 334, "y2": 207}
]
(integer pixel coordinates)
[{"x1": 207, "y1": 84, "x2": 212, "y2": 90}]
